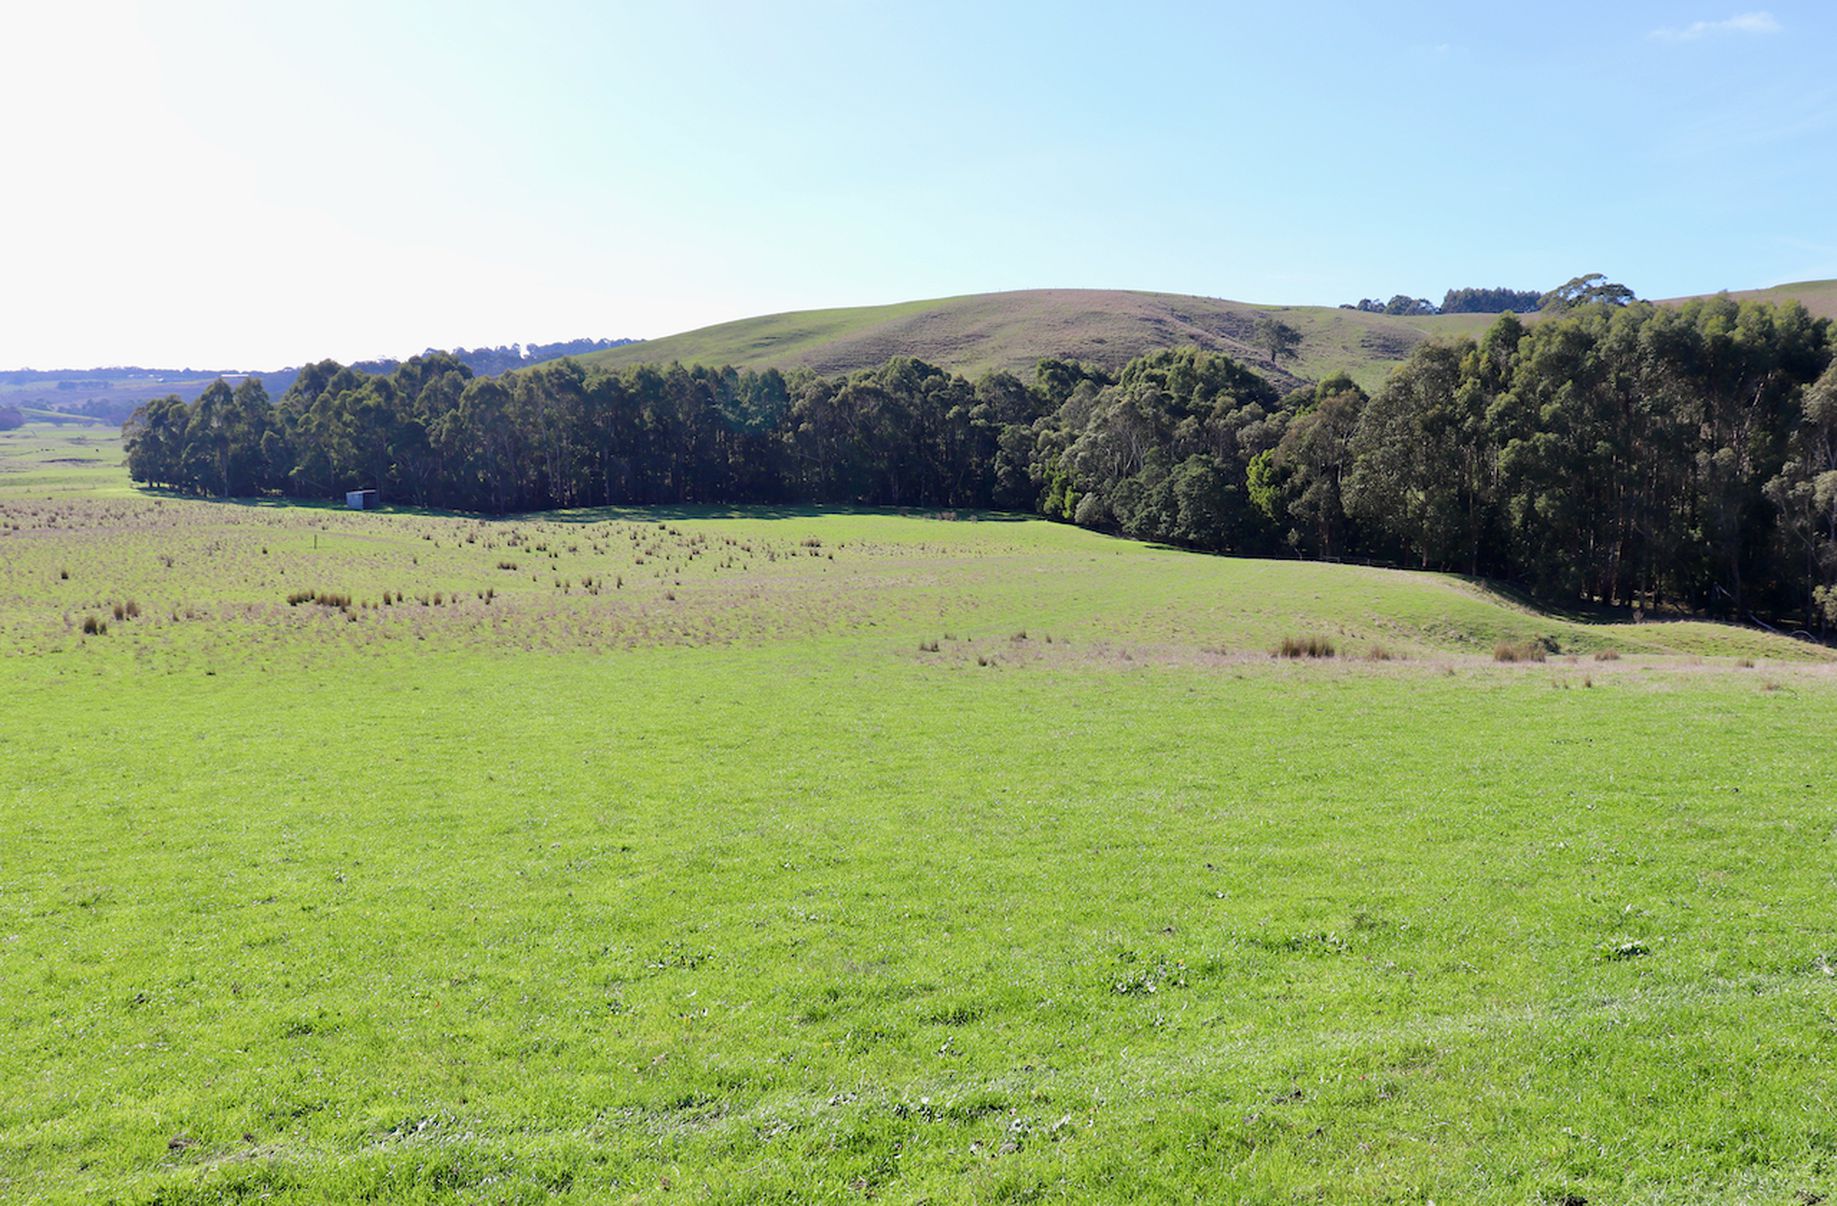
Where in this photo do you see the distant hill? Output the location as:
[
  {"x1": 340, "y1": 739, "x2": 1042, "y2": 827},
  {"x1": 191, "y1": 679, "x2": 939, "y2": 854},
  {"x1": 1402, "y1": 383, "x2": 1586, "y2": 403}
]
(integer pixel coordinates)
[
  {"x1": 2, "y1": 338, "x2": 635, "y2": 425},
  {"x1": 563, "y1": 281, "x2": 1837, "y2": 392},
  {"x1": 563, "y1": 289, "x2": 1499, "y2": 392}
]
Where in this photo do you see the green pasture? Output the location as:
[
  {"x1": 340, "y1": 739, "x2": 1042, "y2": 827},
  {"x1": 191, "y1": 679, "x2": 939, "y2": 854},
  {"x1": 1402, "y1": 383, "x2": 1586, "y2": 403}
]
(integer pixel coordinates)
[{"x1": 3, "y1": 424, "x2": 1835, "y2": 1202}]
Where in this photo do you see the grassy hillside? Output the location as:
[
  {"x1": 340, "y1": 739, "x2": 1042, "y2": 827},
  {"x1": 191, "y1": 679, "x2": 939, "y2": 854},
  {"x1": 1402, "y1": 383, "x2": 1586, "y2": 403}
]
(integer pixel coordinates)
[
  {"x1": 564, "y1": 280, "x2": 1837, "y2": 394},
  {"x1": 567, "y1": 289, "x2": 1497, "y2": 393},
  {"x1": 7, "y1": 423, "x2": 1837, "y2": 1202},
  {"x1": 1663, "y1": 277, "x2": 1837, "y2": 320}
]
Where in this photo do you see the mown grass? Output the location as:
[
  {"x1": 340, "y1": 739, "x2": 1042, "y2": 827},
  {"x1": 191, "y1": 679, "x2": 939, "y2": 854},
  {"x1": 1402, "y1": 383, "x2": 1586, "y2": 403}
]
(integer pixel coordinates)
[{"x1": 4, "y1": 423, "x2": 1837, "y2": 1203}]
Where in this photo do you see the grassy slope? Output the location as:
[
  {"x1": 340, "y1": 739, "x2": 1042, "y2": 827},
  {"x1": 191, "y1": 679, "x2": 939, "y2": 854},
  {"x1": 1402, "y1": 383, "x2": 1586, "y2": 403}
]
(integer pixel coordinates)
[
  {"x1": 5, "y1": 424, "x2": 1837, "y2": 1203},
  {"x1": 568, "y1": 289, "x2": 1496, "y2": 393},
  {"x1": 565, "y1": 280, "x2": 1837, "y2": 394},
  {"x1": 1659, "y1": 278, "x2": 1837, "y2": 320}
]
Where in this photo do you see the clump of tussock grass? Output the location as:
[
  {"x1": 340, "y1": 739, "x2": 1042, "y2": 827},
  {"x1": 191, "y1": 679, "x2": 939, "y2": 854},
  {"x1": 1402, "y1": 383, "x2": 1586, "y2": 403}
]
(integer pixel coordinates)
[
  {"x1": 1275, "y1": 635, "x2": 1335, "y2": 659},
  {"x1": 1735, "y1": 657, "x2": 1755, "y2": 668},
  {"x1": 918, "y1": 639, "x2": 940, "y2": 653},
  {"x1": 286, "y1": 589, "x2": 352, "y2": 609},
  {"x1": 81, "y1": 615, "x2": 106, "y2": 635},
  {"x1": 1493, "y1": 640, "x2": 1547, "y2": 663},
  {"x1": 1594, "y1": 648, "x2": 1621, "y2": 661},
  {"x1": 1364, "y1": 644, "x2": 1396, "y2": 661}
]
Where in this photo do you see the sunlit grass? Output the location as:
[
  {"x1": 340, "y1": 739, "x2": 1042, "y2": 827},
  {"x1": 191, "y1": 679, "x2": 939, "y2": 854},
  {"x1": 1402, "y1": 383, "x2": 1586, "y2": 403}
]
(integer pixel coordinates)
[{"x1": 4, "y1": 423, "x2": 1836, "y2": 1202}]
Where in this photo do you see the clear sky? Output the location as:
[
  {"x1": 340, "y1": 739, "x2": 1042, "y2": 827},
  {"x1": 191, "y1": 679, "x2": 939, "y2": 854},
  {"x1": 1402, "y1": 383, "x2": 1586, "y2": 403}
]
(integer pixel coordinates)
[{"x1": 4, "y1": 1, "x2": 1835, "y2": 368}]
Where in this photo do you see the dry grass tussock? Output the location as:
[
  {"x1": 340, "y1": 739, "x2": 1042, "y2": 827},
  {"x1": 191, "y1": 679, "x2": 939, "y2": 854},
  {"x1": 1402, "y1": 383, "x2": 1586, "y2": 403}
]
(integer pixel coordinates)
[{"x1": 1275, "y1": 635, "x2": 1336, "y2": 659}]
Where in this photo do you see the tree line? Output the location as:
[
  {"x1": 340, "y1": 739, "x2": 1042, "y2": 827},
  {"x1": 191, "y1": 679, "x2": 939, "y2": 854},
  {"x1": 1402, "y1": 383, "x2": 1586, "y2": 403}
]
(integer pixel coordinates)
[
  {"x1": 1346, "y1": 286, "x2": 1542, "y2": 316},
  {"x1": 125, "y1": 294, "x2": 1837, "y2": 628},
  {"x1": 1345, "y1": 274, "x2": 1634, "y2": 317}
]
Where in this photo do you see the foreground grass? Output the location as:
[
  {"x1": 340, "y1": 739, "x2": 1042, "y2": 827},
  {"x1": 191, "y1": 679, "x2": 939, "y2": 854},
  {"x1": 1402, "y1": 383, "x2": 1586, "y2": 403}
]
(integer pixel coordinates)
[{"x1": 4, "y1": 425, "x2": 1836, "y2": 1202}]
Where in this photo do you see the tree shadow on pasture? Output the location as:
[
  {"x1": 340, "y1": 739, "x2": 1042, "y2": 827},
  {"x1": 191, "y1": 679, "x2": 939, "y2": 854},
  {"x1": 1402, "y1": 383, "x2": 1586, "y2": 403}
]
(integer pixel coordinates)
[{"x1": 130, "y1": 486, "x2": 1032, "y2": 526}]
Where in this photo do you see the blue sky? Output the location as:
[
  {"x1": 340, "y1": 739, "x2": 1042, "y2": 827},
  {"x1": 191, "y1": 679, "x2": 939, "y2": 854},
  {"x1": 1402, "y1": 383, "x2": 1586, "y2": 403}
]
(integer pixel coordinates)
[{"x1": 4, "y1": 1, "x2": 1834, "y2": 367}]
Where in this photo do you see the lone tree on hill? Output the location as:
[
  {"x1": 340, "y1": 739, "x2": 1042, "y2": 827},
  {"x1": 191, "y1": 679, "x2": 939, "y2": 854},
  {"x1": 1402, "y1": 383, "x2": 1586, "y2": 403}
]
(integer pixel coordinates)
[
  {"x1": 1254, "y1": 314, "x2": 1303, "y2": 365},
  {"x1": 1539, "y1": 273, "x2": 1636, "y2": 312}
]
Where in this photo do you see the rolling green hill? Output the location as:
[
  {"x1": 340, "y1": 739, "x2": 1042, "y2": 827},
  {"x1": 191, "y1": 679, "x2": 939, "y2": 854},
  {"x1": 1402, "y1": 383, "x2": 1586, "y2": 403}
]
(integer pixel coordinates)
[
  {"x1": 1660, "y1": 278, "x2": 1837, "y2": 320},
  {"x1": 565, "y1": 289, "x2": 1498, "y2": 392},
  {"x1": 562, "y1": 280, "x2": 1837, "y2": 393}
]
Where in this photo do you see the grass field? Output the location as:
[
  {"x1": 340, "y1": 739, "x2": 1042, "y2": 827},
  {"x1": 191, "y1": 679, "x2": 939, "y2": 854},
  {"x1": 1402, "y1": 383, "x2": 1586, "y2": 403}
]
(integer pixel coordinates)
[{"x1": 5, "y1": 423, "x2": 1837, "y2": 1203}]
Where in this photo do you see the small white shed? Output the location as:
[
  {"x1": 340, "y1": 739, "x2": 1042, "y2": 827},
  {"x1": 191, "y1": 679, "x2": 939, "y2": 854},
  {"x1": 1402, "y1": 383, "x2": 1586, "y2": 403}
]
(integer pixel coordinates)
[{"x1": 345, "y1": 489, "x2": 380, "y2": 510}]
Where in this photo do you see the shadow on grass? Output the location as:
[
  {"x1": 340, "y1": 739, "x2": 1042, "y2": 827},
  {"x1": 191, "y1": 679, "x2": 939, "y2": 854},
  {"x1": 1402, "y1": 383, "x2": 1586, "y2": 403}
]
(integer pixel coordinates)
[
  {"x1": 130, "y1": 487, "x2": 1032, "y2": 525},
  {"x1": 1469, "y1": 578, "x2": 1636, "y2": 625}
]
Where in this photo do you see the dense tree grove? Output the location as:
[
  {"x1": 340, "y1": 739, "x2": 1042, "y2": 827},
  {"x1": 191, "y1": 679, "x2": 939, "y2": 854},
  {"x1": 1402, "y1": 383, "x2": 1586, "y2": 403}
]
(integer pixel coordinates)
[
  {"x1": 126, "y1": 296, "x2": 1837, "y2": 628},
  {"x1": 1345, "y1": 279, "x2": 1626, "y2": 316},
  {"x1": 1440, "y1": 286, "x2": 1543, "y2": 314},
  {"x1": 1348, "y1": 295, "x2": 1441, "y2": 316}
]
